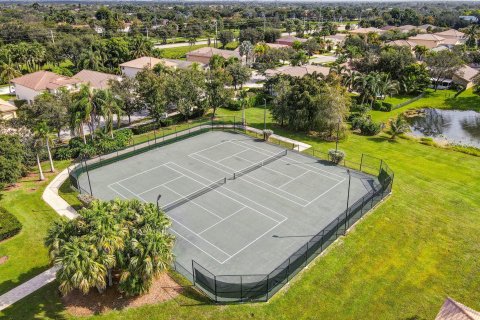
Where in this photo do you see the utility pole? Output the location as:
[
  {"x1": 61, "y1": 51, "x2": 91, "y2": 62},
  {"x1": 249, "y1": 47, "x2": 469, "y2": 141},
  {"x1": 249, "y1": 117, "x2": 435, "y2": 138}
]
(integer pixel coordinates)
[
  {"x1": 214, "y1": 20, "x2": 218, "y2": 48},
  {"x1": 146, "y1": 27, "x2": 149, "y2": 39},
  {"x1": 50, "y1": 30, "x2": 55, "y2": 44}
]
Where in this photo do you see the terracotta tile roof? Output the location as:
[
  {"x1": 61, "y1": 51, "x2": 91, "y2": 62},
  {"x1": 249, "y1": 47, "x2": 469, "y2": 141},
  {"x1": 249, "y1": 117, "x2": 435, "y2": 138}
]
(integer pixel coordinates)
[
  {"x1": 73, "y1": 70, "x2": 120, "y2": 90},
  {"x1": 388, "y1": 40, "x2": 417, "y2": 48},
  {"x1": 409, "y1": 34, "x2": 445, "y2": 41},
  {"x1": 454, "y1": 65, "x2": 480, "y2": 82},
  {"x1": 0, "y1": 99, "x2": 16, "y2": 113},
  {"x1": 186, "y1": 47, "x2": 240, "y2": 59},
  {"x1": 11, "y1": 71, "x2": 82, "y2": 91},
  {"x1": 350, "y1": 27, "x2": 385, "y2": 34},
  {"x1": 119, "y1": 56, "x2": 174, "y2": 69},
  {"x1": 265, "y1": 65, "x2": 330, "y2": 78},
  {"x1": 381, "y1": 25, "x2": 397, "y2": 31},
  {"x1": 276, "y1": 35, "x2": 308, "y2": 43},
  {"x1": 434, "y1": 29, "x2": 465, "y2": 38},
  {"x1": 435, "y1": 298, "x2": 480, "y2": 320}
]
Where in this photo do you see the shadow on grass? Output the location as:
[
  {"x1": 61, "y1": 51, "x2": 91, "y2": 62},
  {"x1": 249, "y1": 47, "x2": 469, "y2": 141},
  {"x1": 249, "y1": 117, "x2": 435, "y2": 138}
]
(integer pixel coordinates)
[
  {"x1": 0, "y1": 265, "x2": 51, "y2": 296},
  {"x1": 445, "y1": 96, "x2": 480, "y2": 112},
  {"x1": 0, "y1": 282, "x2": 66, "y2": 320}
]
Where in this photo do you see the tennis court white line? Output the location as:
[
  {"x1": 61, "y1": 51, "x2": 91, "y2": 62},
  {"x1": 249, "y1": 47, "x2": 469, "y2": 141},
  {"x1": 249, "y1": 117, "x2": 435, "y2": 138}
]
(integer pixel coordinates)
[
  {"x1": 137, "y1": 175, "x2": 184, "y2": 196},
  {"x1": 166, "y1": 162, "x2": 287, "y2": 223},
  {"x1": 189, "y1": 154, "x2": 308, "y2": 207},
  {"x1": 220, "y1": 221, "x2": 282, "y2": 264},
  {"x1": 109, "y1": 183, "x2": 143, "y2": 201},
  {"x1": 215, "y1": 149, "x2": 250, "y2": 163},
  {"x1": 277, "y1": 170, "x2": 311, "y2": 189},
  {"x1": 112, "y1": 163, "x2": 169, "y2": 185},
  {"x1": 231, "y1": 140, "x2": 344, "y2": 181},
  {"x1": 304, "y1": 179, "x2": 346, "y2": 206},
  {"x1": 190, "y1": 140, "x2": 241, "y2": 156},
  {"x1": 229, "y1": 154, "x2": 297, "y2": 180},
  {"x1": 198, "y1": 207, "x2": 246, "y2": 235},
  {"x1": 162, "y1": 184, "x2": 224, "y2": 220}
]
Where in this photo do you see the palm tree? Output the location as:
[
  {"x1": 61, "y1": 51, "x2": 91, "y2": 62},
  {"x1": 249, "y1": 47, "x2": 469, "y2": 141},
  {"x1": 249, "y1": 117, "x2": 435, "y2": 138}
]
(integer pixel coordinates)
[
  {"x1": 78, "y1": 50, "x2": 104, "y2": 71},
  {"x1": 390, "y1": 116, "x2": 409, "y2": 139},
  {"x1": 130, "y1": 37, "x2": 152, "y2": 58},
  {"x1": 32, "y1": 122, "x2": 54, "y2": 180},
  {"x1": 0, "y1": 59, "x2": 21, "y2": 87},
  {"x1": 93, "y1": 89, "x2": 122, "y2": 137},
  {"x1": 464, "y1": 25, "x2": 479, "y2": 49},
  {"x1": 239, "y1": 41, "x2": 253, "y2": 65},
  {"x1": 414, "y1": 45, "x2": 429, "y2": 61},
  {"x1": 71, "y1": 84, "x2": 96, "y2": 142}
]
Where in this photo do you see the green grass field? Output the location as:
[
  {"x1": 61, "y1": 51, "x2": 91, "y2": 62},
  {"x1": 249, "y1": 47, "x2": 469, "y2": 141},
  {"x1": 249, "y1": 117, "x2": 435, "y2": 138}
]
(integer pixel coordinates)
[
  {"x1": 1, "y1": 95, "x2": 480, "y2": 319},
  {"x1": 0, "y1": 161, "x2": 70, "y2": 296}
]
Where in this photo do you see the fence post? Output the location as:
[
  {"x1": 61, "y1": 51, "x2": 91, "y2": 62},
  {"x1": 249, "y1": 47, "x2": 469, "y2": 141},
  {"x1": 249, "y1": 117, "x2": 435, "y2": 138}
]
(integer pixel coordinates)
[
  {"x1": 240, "y1": 276, "x2": 243, "y2": 302},
  {"x1": 360, "y1": 154, "x2": 364, "y2": 172},
  {"x1": 233, "y1": 116, "x2": 236, "y2": 131},
  {"x1": 214, "y1": 275, "x2": 218, "y2": 303},
  {"x1": 379, "y1": 159, "x2": 383, "y2": 175},
  {"x1": 154, "y1": 129, "x2": 157, "y2": 144},
  {"x1": 83, "y1": 157, "x2": 93, "y2": 196},
  {"x1": 191, "y1": 260, "x2": 196, "y2": 286},
  {"x1": 305, "y1": 242, "x2": 309, "y2": 266},
  {"x1": 266, "y1": 274, "x2": 270, "y2": 301},
  {"x1": 211, "y1": 117, "x2": 214, "y2": 131}
]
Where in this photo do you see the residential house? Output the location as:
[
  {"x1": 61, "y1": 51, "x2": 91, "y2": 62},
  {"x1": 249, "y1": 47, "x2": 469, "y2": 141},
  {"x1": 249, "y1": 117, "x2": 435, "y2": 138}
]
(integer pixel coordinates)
[
  {"x1": 418, "y1": 24, "x2": 436, "y2": 32},
  {"x1": 407, "y1": 34, "x2": 446, "y2": 49},
  {"x1": 397, "y1": 25, "x2": 418, "y2": 33},
  {"x1": 452, "y1": 65, "x2": 480, "y2": 88},
  {"x1": 435, "y1": 297, "x2": 480, "y2": 320},
  {"x1": 0, "y1": 99, "x2": 17, "y2": 120},
  {"x1": 388, "y1": 39, "x2": 417, "y2": 50},
  {"x1": 119, "y1": 56, "x2": 200, "y2": 78},
  {"x1": 433, "y1": 29, "x2": 465, "y2": 41},
  {"x1": 381, "y1": 25, "x2": 397, "y2": 31},
  {"x1": 324, "y1": 33, "x2": 348, "y2": 46},
  {"x1": 275, "y1": 35, "x2": 308, "y2": 46},
  {"x1": 186, "y1": 47, "x2": 241, "y2": 64},
  {"x1": 265, "y1": 65, "x2": 330, "y2": 78},
  {"x1": 11, "y1": 71, "x2": 83, "y2": 103},
  {"x1": 349, "y1": 27, "x2": 385, "y2": 35},
  {"x1": 73, "y1": 70, "x2": 120, "y2": 90}
]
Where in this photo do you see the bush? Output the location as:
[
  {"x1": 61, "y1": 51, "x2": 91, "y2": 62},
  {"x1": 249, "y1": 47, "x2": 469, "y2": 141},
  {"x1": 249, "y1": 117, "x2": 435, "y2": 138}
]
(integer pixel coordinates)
[
  {"x1": 226, "y1": 99, "x2": 243, "y2": 111},
  {"x1": 328, "y1": 149, "x2": 345, "y2": 164},
  {"x1": 77, "y1": 193, "x2": 95, "y2": 207},
  {"x1": 372, "y1": 101, "x2": 393, "y2": 112},
  {"x1": 131, "y1": 122, "x2": 161, "y2": 135},
  {"x1": 263, "y1": 129, "x2": 273, "y2": 141},
  {"x1": 0, "y1": 208, "x2": 22, "y2": 241},
  {"x1": 359, "y1": 120, "x2": 383, "y2": 136},
  {"x1": 53, "y1": 146, "x2": 72, "y2": 160}
]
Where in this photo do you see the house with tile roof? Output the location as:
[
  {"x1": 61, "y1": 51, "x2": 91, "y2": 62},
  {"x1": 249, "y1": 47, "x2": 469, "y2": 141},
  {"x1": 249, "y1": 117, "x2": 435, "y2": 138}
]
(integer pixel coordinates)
[
  {"x1": 0, "y1": 99, "x2": 17, "y2": 120},
  {"x1": 275, "y1": 35, "x2": 308, "y2": 46},
  {"x1": 265, "y1": 65, "x2": 330, "y2": 78},
  {"x1": 435, "y1": 297, "x2": 480, "y2": 320},
  {"x1": 73, "y1": 70, "x2": 120, "y2": 90},
  {"x1": 407, "y1": 34, "x2": 446, "y2": 49},
  {"x1": 452, "y1": 65, "x2": 480, "y2": 88},
  {"x1": 119, "y1": 56, "x2": 201, "y2": 78},
  {"x1": 349, "y1": 27, "x2": 385, "y2": 35},
  {"x1": 11, "y1": 71, "x2": 83, "y2": 103},
  {"x1": 434, "y1": 29, "x2": 465, "y2": 41},
  {"x1": 186, "y1": 47, "x2": 242, "y2": 64}
]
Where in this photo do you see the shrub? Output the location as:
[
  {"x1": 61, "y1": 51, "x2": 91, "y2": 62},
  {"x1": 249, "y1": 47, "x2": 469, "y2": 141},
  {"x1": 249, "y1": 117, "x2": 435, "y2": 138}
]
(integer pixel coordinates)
[
  {"x1": 226, "y1": 100, "x2": 243, "y2": 111},
  {"x1": 372, "y1": 101, "x2": 393, "y2": 112},
  {"x1": 359, "y1": 120, "x2": 383, "y2": 136},
  {"x1": 263, "y1": 129, "x2": 274, "y2": 141},
  {"x1": 53, "y1": 146, "x2": 72, "y2": 160},
  {"x1": 0, "y1": 208, "x2": 22, "y2": 241},
  {"x1": 131, "y1": 122, "x2": 161, "y2": 135},
  {"x1": 328, "y1": 149, "x2": 345, "y2": 164}
]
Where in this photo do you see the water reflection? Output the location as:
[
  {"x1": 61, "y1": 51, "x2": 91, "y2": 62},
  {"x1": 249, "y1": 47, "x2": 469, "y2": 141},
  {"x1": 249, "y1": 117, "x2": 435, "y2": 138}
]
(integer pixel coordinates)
[{"x1": 407, "y1": 108, "x2": 480, "y2": 148}]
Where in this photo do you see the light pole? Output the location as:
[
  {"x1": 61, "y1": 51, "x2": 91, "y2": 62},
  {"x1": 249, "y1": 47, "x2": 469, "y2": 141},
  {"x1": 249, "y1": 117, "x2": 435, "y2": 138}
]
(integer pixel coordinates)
[
  {"x1": 335, "y1": 117, "x2": 341, "y2": 153},
  {"x1": 263, "y1": 98, "x2": 267, "y2": 131},
  {"x1": 156, "y1": 194, "x2": 162, "y2": 214},
  {"x1": 345, "y1": 169, "x2": 351, "y2": 234}
]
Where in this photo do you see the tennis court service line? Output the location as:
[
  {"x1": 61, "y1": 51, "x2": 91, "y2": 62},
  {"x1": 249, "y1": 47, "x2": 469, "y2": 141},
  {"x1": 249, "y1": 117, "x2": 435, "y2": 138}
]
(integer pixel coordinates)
[
  {"x1": 230, "y1": 140, "x2": 345, "y2": 182},
  {"x1": 189, "y1": 153, "x2": 309, "y2": 207},
  {"x1": 165, "y1": 162, "x2": 287, "y2": 224}
]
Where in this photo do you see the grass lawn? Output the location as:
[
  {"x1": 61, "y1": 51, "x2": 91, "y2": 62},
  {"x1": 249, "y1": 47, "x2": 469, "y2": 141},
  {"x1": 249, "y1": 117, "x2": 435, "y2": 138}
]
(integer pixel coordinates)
[
  {"x1": 2, "y1": 105, "x2": 480, "y2": 319},
  {"x1": 157, "y1": 44, "x2": 209, "y2": 60},
  {"x1": 371, "y1": 88, "x2": 480, "y2": 123},
  {"x1": 0, "y1": 161, "x2": 70, "y2": 296},
  {"x1": 0, "y1": 93, "x2": 14, "y2": 101}
]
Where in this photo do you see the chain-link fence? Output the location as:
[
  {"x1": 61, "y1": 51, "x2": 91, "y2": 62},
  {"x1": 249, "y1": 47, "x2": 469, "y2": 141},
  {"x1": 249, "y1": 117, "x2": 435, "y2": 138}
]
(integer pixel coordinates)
[{"x1": 67, "y1": 118, "x2": 394, "y2": 303}]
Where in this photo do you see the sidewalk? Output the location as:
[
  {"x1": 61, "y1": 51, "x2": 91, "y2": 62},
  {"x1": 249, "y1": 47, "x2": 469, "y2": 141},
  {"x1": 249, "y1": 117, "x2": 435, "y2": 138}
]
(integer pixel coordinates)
[{"x1": 0, "y1": 169, "x2": 76, "y2": 311}]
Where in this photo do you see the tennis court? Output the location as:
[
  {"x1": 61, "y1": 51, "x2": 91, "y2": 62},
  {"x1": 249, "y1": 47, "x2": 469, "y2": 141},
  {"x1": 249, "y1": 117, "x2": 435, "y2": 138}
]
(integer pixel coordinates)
[{"x1": 76, "y1": 130, "x2": 380, "y2": 287}]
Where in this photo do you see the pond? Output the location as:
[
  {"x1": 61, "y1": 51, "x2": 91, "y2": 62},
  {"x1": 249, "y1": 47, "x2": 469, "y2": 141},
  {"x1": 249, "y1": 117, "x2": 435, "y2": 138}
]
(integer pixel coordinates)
[{"x1": 406, "y1": 108, "x2": 480, "y2": 148}]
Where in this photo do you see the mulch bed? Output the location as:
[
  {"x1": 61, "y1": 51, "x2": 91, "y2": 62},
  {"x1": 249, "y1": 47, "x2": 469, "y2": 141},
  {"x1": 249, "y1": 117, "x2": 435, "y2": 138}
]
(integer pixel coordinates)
[{"x1": 63, "y1": 273, "x2": 183, "y2": 316}]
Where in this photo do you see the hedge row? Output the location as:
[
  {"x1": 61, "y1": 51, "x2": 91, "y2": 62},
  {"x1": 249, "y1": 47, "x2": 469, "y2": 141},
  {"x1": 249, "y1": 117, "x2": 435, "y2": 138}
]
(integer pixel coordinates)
[{"x1": 0, "y1": 207, "x2": 22, "y2": 241}]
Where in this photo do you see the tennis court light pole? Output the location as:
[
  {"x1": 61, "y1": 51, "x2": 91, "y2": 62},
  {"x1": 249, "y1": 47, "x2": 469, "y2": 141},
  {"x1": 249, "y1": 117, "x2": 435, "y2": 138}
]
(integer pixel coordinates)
[
  {"x1": 263, "y1": 98, "x2": 267, "y2": 130},
  {"x1": 345, "y1": 169, "x2": 351, "y2": 234},
  {"x1": 156, "y1": 194, "x2": 162, "y2": 214},
  {"x1": 335, "y1": 117, "x2": 341, "y2": 153}
]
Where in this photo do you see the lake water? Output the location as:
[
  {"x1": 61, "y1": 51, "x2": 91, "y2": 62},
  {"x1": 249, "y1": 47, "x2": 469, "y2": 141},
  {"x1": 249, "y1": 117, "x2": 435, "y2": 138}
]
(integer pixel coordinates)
[{"x1": 407, "y1": 108, "x2": 480, "y2": 148}]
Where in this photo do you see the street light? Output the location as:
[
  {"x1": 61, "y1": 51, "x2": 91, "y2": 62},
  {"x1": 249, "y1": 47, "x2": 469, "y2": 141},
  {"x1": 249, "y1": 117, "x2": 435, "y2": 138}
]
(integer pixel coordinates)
[{"x1": 263, "y1": 98, "x2": 267, "y2": 131}]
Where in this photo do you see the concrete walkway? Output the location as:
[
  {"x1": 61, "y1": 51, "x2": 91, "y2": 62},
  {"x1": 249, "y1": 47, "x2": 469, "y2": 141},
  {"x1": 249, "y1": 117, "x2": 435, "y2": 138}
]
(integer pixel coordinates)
[{"x1": 0, "y1": 169, "x2": 76, "y2": 311}]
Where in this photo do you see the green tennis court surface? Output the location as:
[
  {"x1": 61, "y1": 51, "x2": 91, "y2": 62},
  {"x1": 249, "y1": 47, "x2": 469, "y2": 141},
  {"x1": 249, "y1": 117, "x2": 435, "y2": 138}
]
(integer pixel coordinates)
[{"x1": 78, "y1": 130, "x2": 380, "y2": 280}]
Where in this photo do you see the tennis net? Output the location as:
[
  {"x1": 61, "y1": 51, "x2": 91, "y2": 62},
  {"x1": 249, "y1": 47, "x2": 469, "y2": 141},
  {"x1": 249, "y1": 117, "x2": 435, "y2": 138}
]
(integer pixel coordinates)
[
  {"x1": 233, "y1": 149, "x2": 288, "y2": 180},
  {"x1": 162, "y1": 177, "x2": 227, "y2": 212}
]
